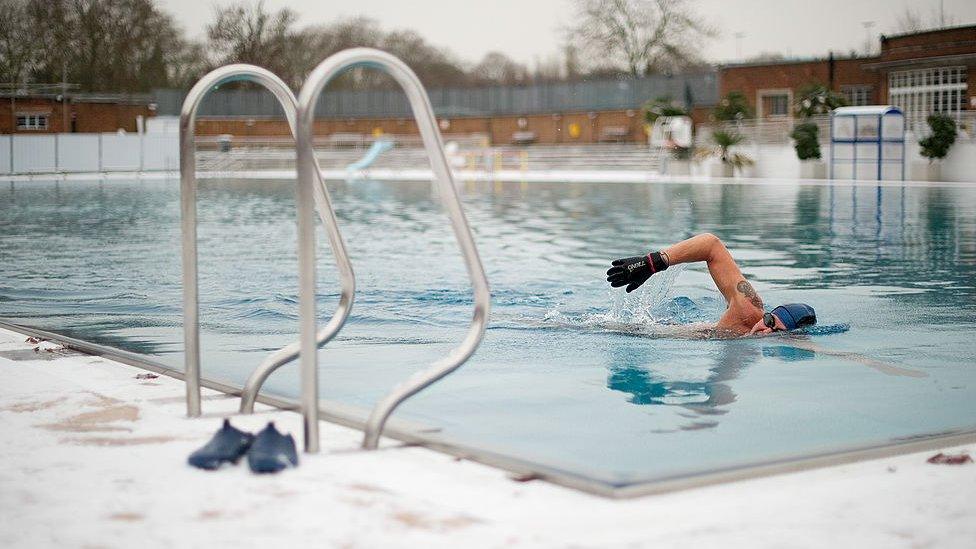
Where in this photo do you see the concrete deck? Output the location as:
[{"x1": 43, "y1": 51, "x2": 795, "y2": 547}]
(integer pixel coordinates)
[{"x1": 0, "y1": 326, "x2": 973, "y2": 548}]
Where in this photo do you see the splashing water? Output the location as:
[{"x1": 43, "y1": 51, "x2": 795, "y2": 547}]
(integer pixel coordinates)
[
  {"x1": 604, "y1": 264, "x2": 688, "y2": 324},
  {"x1": 542, "y1": 265, "x2": 726, "y2": 338}
]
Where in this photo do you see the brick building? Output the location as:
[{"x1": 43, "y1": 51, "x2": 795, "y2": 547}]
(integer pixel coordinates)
[
  {"x1": 154, "y1": 72, "x2": 718, "y2": 145},
  {"x1": 0, "y1": 93, "x2": 155, "y2": 134},
  {"x1": 719, "y1": 25, "x2": 976, "y2": 121}
]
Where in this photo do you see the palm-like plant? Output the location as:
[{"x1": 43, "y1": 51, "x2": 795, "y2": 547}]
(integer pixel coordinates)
[{"x1": 696, "y1": 129, "x2": 754, "y2": 168}]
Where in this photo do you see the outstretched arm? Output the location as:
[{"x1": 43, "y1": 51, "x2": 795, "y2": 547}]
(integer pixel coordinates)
[
  {"x1": 663, "y1": 233, "x2": 756, "y2": 306},
  {"x1": 608, "y1": 233, "x2": 761, "y2": 308}
]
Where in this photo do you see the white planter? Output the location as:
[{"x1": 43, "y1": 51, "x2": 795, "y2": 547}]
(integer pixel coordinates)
[
  {"x1": 910, "y1": 161, "x2": 941, "y2": 181},
  {"x1": 799, "y1": 159, "x2": 826, "y2": 179},
  {"x1": 667, "y1": 159, "x2": 691, "y2": 176},
  {"x1": 710, "y1": 162, "x2": 734, "y2": 178}
]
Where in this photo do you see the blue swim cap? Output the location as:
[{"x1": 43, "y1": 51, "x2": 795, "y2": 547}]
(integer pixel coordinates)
[{"x1": 771, "y1": 303, "x2": 817, "y2": 331}]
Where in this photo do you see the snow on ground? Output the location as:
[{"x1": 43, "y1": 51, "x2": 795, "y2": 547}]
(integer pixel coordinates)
[{"x1": 0, "y1": 326, "x2": 973, "y2": 548}]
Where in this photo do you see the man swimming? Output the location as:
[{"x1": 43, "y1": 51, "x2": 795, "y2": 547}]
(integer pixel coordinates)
[{"x1": 606, "y1": 233, "x2": 817, "y2": 336}]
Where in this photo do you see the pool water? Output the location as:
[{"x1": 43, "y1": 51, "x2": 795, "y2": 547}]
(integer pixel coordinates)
[{"x1": 2, "y1": 177, "x2": 975, "y2": 488}]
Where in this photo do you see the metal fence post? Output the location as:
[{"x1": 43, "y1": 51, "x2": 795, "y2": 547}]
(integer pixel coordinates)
[
  {"x1": 54, "y1": 133, "x2": 59, "y2": 173},
  {"x1": 97, "y1": 133, "x2": 103, "y2": 172},
  {"x1": 8, "y1": 135, "x2": 13, "y2": 174}
]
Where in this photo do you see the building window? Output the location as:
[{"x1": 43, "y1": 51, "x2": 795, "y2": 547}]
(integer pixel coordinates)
[
  {"x1": 16, "y1": 113, "x2": 49, "y2": 130},
  {"x1": 757, "y1": 90, "x2": 791, "y2": 118},
  {"x1": 841, "y1": 85, "x2": 873, "y2": 106},
  {"x1": 889, "y1": 66, "x2": 967, "y2": 127}
]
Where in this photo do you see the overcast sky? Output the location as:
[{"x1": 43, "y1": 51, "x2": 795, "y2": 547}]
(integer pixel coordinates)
[{"x1": 158, "y1": 0, "x2": 976, "y2": 66}]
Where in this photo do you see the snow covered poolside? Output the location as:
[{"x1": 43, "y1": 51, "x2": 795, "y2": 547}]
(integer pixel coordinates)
[{"x1": 0, "y1": 325, "x2": 973, "y2": 548}]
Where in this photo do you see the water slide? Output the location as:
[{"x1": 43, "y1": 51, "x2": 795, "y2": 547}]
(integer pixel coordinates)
[{"x1": 346, "y1": 138, "x2": 394, "y2": 173}]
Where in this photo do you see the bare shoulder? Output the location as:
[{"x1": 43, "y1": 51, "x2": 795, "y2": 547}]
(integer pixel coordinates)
[
  {"x1": 717, "y1": 279, "x2": 764, "y2": 333},
  {"x1": 733, "y1": 279, "x2": 764, "y2": 312}
]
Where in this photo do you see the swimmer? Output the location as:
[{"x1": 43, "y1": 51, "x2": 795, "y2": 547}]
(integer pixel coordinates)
[{"x1": 606, "y1": 233, "x2": 816, "y2": 336}]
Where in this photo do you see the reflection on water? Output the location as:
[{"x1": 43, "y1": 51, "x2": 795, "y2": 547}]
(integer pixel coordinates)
[
  {"x1": 607, "y1": 339, "x2": 761, "y2": 431},
  {"x1": 762, "y1": 345, "x2": 816, "y2": 361}
]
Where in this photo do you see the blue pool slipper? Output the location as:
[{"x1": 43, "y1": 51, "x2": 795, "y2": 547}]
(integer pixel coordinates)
[
  {"x1": 247, "y1": 422, "x2": 299, "y2": 474},
  {"x1": 188, "y1": 419, "x2": 255, "y2": 470}
]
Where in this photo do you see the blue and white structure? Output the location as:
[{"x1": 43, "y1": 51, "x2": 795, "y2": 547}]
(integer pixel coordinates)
[{"x1": 830, "y1": 105, "x2": 905, "y2": 181}]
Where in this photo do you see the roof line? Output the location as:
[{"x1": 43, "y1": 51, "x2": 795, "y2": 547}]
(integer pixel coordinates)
[{"x1": 881, "y1": 23, "x2": 976, "y2": 42}]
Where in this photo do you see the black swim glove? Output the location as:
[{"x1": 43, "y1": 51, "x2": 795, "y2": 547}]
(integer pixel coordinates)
[{"x1": 606, "y1": 251, "x2": 669, "y2": 293}]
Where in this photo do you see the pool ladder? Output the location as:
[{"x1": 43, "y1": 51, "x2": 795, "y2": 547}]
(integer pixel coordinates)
[{"x1": 180, "y1": 48, "x2": 491, "y2": 452}]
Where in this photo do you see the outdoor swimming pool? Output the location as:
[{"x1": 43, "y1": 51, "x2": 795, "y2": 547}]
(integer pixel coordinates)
[{"x1": 2, "y1": 177, "x2": 974, "y2": 492}]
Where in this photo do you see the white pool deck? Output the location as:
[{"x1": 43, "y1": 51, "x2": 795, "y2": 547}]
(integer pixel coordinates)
[{"x1": 1, "y1": 327, "x2": 974, "y2": 548}]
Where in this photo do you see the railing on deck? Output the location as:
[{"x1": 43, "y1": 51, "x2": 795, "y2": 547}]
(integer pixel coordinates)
[
  {"x1": 178, "y1": 49, "x2": 492, "y2": 453},
  {"x1": 295, "y1": 48, "x2": 491, "y2": 450},
  {"x1": 180, "y1": 64, "x2": 356, "y2": 454}
]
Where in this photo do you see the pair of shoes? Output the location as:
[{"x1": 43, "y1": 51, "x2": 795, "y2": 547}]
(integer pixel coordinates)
[{"x1": 188, "y1": 420, "x2": 298, "y2": 473}]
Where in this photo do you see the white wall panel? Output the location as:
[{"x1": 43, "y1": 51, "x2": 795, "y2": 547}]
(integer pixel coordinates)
[
  {"x1": 0, "y1": 136, "x2": 11, "y2": 173},
  {"x1": 12, "y1": 135, "x2": 56, "y2": 173},
  {"x1": 100, "y1": 134, "x2": 141, "y2": 171},
  {"x1": 58, "y1": 134, "x2": 100, "y2": 172},
  {"x1": 142, "y1": 134, "x2": 179, "y2": 171}
]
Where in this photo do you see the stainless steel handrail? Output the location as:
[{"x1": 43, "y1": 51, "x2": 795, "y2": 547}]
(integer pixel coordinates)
[
  {"x1": 180, "y1": 64, "x2": 355, "y2": 453},
  {"x1": 297, "y1": 48, "x2": 491, "y2": 450}
]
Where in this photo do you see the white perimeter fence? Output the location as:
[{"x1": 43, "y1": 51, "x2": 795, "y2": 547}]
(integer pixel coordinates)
[{"x1": 0, "y1": 133, "x2": 179, "y2": 175}]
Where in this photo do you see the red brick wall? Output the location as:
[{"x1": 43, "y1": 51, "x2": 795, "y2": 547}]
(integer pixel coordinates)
[
  {"x1": 719, "y1": 57, "x2": 881, "y2": 116},
  {"x1": 880, "y1": 26, "x2": 976, "y2": 63},
  {"x1": 719, "y1": 26, "x2": 976, "y2": 116},
  {"x1": 192, "y1": 109, "x2": 652, "y2": 145},
  {"x1": 879, "y1": 25, "x2": 976, "y2": 105},
  {"x1": 0, "y1": 98, "x2": 152, "y2": 134},
  {"x1": 72, "y1": 103, "x2": 152, "y2": 133}
]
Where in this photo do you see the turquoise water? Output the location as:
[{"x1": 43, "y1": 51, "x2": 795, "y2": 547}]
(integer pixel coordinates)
[{"x1": 2, "y1": 177, "x2": 974, "y2": 487}]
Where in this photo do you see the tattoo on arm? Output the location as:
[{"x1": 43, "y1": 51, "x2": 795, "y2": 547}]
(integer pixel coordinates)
[{"x1": 736, "y1": 280, "x2": 764, "y2": 309}]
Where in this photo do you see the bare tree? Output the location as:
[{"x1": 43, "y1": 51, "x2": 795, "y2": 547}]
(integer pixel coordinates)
[
  {"x1": 167, "y1": 39, "x2": 210, "y2": 90},
  {"x1": 206, "y1": 0, "x2": 299, "y2": 79},
  {"x1": 567, "y1": 0, "x2": 714, "y2": 76},
  {"x1": 299, "y1": 19, "x2": 468, "y2": 89},
  {"x1": 25, "y1": 0, "x2": 187, "y2": 92},
  {"x1": 893, "y1": 7, "x2": 955, "y2": 34},
  {"x1": 747, "y1": 51, "x2": 785, "y2": 63},
  {"x1": 562, "y1": 43, "x2": 581, "y2": 80},
  {"x1": 381, "y1": 29, "x2": 467, "y2": 87},
  {"x1": 471, "y1": 52, "x2": 529, "y2": 85},
  {"x1": 274, "y1": 17, "x2": 381, "y2": 90},
  {"x1": 0, "y1": 0, "x2": 34, "y2": 84},
  {"x1": 533, "y1": 53, "x2": 565, "y2": 82}
]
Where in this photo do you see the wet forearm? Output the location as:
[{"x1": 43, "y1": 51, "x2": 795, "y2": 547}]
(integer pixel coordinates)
[{"x1": 662, "y1": 233, "x2": 723, "y2": 265}]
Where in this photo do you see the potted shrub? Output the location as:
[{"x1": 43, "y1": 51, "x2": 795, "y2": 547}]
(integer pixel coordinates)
[
  {"x1": 714, "y1": 91, "x2": 752, "y2": 122},
  {"x1": 790, "y1": 122, "x2": 825, "y2": 179},
  {"x1": 795, "y1": 84, "x2": 847, "y2": 118},
  {"x1": 643, "y1": 96, "x2": 689, "y2": 126},
  {"x1": 913, "y1": 113, "x2": 957, "y2": 181},
  {"x1": 791, "y1": 85, "x2": 845, "y2": 179},
  {"x1": 644, "y1": 97, "x2": 694, "y2": 175},
  {"x1": 697, "y1": 129, "x2": 753, "y2": 177}
]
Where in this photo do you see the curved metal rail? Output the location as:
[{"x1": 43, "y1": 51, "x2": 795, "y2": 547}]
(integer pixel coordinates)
[
  {"x1": 297, "y1": 48, "x2": 491, "y2": 450},
  {"x1": 180, "y1": 64, "x2": 355, "y2": 453}
]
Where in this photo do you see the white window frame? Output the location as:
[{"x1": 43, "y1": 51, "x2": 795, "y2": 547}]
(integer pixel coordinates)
[
  {"x1": 757, "y1": 89, "x2": 793, "y2": 118},
  {"x1": 16, "y1": 113, "x2": 49, "y2": 131},
  {"x1": 841, "y1": 85, "x2": 874, "y2": 106},
  {"x1": 889, "y1": 66, "x2": 967, "y2": 126}
]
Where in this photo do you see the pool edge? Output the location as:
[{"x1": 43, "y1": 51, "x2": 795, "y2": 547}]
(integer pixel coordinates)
[{"x1": 2, "y1": 319, "x2": 973, "y2": 500}]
